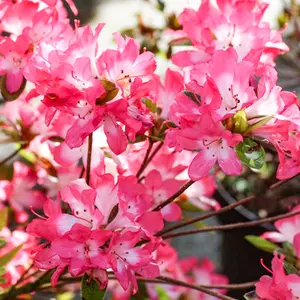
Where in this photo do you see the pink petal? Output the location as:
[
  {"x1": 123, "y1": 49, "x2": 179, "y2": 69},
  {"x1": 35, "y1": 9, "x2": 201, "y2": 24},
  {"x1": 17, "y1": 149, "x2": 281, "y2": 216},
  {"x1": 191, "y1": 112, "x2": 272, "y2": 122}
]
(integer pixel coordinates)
[
  {"x1": 287, "y1": 274, "x2": 300, "y2": 297},
  {"x1": 161, "y1": 203, "x2": 182, "y2": 222},
  {"x1": 34, "y1": 248, "x2": 60, "y2": 269},
  {"x1": 145, "y1": 170, "x2": 162, "y2": 189},
  {"x1": 104, "y1": 117, "x2": 127, "y2": 155},
  {"x1": 6, "y1": 71, "x2": 24, "y2": 93},
  {"x1": 51, "y1": 143, "x2": 82, "y2": 166},
  {"x1": 137, "y1": 211, "x2": 164, "y2": 234},
  {"x1": 218, "y1": 147, "x2": 242, "y2": 176},
  {"x1": 188, "y1": 151, "x2": 216, "y2": 181},
  {"x1": 260, "y1": 232, "x2": 286, "y2": 243}
]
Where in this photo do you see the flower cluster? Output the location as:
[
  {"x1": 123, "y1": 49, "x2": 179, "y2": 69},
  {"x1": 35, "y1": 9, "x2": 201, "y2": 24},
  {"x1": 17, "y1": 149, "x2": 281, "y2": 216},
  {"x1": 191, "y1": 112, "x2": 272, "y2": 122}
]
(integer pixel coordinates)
[
  {"x1": 165, "y1": 0, "x2": 300, "y2": 181},
  {"x1": 0, "y1": 0, "x2": 300, "y2": 298}
]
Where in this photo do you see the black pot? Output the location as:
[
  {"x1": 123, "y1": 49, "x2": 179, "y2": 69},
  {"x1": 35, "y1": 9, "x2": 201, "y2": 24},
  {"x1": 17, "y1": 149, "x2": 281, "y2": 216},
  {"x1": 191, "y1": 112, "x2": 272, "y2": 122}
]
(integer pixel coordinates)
[{"x1": 214, "y1": 183, "x2": 274, "y2": 299}]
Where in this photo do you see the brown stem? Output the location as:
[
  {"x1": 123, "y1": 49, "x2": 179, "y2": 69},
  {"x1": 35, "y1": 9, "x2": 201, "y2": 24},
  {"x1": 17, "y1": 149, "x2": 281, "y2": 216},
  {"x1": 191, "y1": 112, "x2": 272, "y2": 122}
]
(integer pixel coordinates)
[
  {"x1": 6, "y1": 263, "x2": 35, "y2": 298},
  {"x1": 126, "y1": 277, "x2": 255, "y2": 290},
  {"x1": 153, "y1": 179, "x2": 195, "y2": 211},
  {"x1": 137, "y1": 141, "x2": 164, "y2": 183},
  {"x1": 37, "y1": 276, "x2": 253, "y2": 298},
  {"x1": 145, "y1": 141, "x2": 164, "y2": 167},
  {"x1": 156, "y1": 276, "x2": 237, "y2": 300},
  {"x1": 157, "y1": 177, "x2": 295, "y2": 236},
  {"x1": 161, "y1": 209, "x2": 300, "y2": 239},
  {"x1": 86, "y1": 133, "x2": 93, "y2": 185},
  {"x1": 136, "y1": 140, "x2": 154, "y2": 179}
]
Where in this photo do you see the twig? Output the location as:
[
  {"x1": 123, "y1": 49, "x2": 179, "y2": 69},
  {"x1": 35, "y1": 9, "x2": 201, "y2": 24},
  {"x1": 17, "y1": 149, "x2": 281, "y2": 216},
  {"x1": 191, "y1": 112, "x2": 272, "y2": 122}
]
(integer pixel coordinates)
[
  {"x1": 137, "y1": 141, "x2": 164, "y2": 182},
  {"x1": 136, "y1": 140, "x2": 154, "y2": 178},
  {"x1": 153, "y1": 180, "x2": 195, "y2": 211},
  {"x1": 32, "y1": 275, "x2": 253, "y2": 299},
  {"x1": 145, "y1": 141, "x2": 163, "y2": 167},
  {"x1": 161, "y1": 209, "x2": 300, "y2": 239},
  {"x1": 157, "y1": 177, "x2": 295, "y2": 236},
  {"x1": 6, "y1": 263, "x2": 35, "y2": 298},
  {"x1": 85, "y1": 133, "x2": 93, "y2": 185},
  {"x1": 156, "y1": 276, "x2": 237, "y2": 300},
  {"x1": 124, "y1": 277, "x2": 255, "y2": 290},
  {"x1": 0, "y1": 144, "x2": 26, "y2": 166}
]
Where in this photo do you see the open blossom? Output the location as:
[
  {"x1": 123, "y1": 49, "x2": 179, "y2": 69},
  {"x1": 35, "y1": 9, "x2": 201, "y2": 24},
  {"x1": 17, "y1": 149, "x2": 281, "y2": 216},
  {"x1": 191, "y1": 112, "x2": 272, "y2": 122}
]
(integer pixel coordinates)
[
  {"x1": 262, "y1": 205, "x2": 300, "y2": 259},
  {"x1": 27, "y1": 175, "x2": 163, "y2": 291},
  {"x1": 166, "y1": 113, "x2": 243, "y2": 180},
  {"x1": 173, "y1": 0, "x2": 288, "y2": 70},
  {"x1": 255, "y1": 254, "x2": 300, "y2": 300}
]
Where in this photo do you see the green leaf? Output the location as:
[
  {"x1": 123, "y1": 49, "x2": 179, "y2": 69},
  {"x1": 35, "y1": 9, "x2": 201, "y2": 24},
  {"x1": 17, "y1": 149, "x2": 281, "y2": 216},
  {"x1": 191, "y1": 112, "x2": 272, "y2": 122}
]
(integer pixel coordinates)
[
  {"x1": 156, "y1": 286, "x2": 170, "y2": 300},
  {"x1": 0, "y1": 208, "x2": 8, "y2": 231},
  {"x1": 246, "y1": 115, "x2": 273, "y2": 133},
  {"x1": 0, "y1": 277, "x2": 6, "y2": 284},
  {"x1": 183, "y1": 90, "x2": 201, "y2": 106},
  {"x1": 283, "y1": 242, "x2": 295, "y2": 254},
  {"x1": 156, "y1": 0, "x2": 165, "y2": 11},
  {"x1": 96, "y1": 80, "x2": 118, "y2": 105},
  {"x1": 244, "y1": 291, "x2": 258, "y2": 300},
  {"x1": 0, "y1": 244, "x2": 23, "y2": 267},
  {"x1": 274, "y1": 248, "x2": 296, "y2": 264},
  {"x1": 142, "y1": 98, "x2": 157, "y2": 113},
  {"x1": 236, "y1": 139, "x2": 266, "y2": 170},
  {"x1": 81, "y1": 274, "x2": 106, "y2": 300},
  {"x1": 245, "y1": 235, "x2": 277, "y2": 254},
  {"x1": 283, "y1": 260, "x2": 300, "y2": 275},
  {"x1": 57, "y1": 292, "x2": 74, "y2": 300},
  {"x1": 0, "y1": 239, "x2": 7, "y2": 249},
  {"x1": 19, "y1": 149, "x2": 36, "y2": 164},
  {"x1": 179, "y1": 201, "x2": 204, "y2": 213},
  {"x1": 0, "y1": 267, "x2": 5, "y2": 276}
]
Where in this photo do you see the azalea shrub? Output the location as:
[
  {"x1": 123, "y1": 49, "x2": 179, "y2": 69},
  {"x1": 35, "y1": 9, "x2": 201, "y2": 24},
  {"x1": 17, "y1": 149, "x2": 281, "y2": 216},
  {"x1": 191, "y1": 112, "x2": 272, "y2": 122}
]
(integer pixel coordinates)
[{"x1": 1, "y1": 0, "x2": 300, "y2": 299}]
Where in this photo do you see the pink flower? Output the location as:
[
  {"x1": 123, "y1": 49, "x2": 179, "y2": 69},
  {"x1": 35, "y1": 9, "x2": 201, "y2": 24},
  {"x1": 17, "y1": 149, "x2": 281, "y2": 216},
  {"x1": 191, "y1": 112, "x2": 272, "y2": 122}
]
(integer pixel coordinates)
[
  {"x1": 0, "y1": 1, "x2": 38, "y2": 37},
  {"x1": 145, "y1": 170, "x2": 182, "y2": 222},
  {"x1": 156, "y1": 69, "x2": 184, "y2": 119},
  {"x1": 59, "y1": 179, "x2": 104, "y2": 229},
  {"x1": 0, "y1": 35, "x2": 31, "y2": 93},
  {"x1": 166, "y1": 114, "x2": 243, "y2": 180},
  {"x1": 255, "y1": 254, "x2": 300, "y2": 300},
  {"x1": 262, "y1": 205, "x2": 300, "y2": 259},
  {"x1": 96, "y1": 33, "x2": 156, "y2": 97},
  {"x1": 108, "y1": 230, "x2": 159, "y2": 292},
  {"x1": 174, "y1": 0, "x2": 287, "y2": 68},
  {"x1": 51, "y1": 224, "x2": 111, "y2": 277}
]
